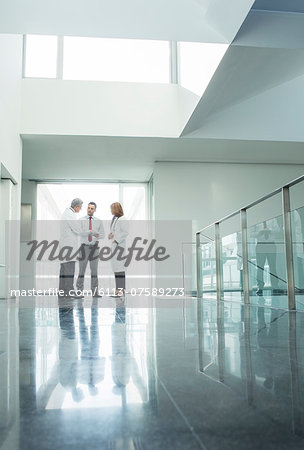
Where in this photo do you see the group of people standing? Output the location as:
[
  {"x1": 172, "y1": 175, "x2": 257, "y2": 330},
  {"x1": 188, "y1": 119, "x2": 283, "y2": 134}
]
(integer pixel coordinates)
[{"x1": 59, "y1": 198, "x2": 129, "y2": 299}]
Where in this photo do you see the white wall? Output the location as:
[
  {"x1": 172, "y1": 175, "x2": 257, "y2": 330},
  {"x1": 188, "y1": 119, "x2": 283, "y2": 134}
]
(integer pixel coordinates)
[
  {"x1": 21, "y1": 79, "x2": 198, "y2": 138},
  {"x1": 0, "y1": 178, "x2": 20, "y2": 297},
  {"x1": 153, "y1": 162, "x2": 304, "y2": 230},
  {"x1": 0, "y1": 34, "x2": 23, "y2": 297},
  {"x1": 0, "y1": 34, "x2": 22, "y2": 183},
  {"x1": 19, "y1": 181, "x2": 36, "y2": 291},
  {"x1": 0, "y1": 181, "x2": 14, "y2": 297}
]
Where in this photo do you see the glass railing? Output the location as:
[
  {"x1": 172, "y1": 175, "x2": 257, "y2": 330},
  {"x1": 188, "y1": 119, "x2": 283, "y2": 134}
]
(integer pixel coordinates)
[
  {"x1": 196, "y1": 174, "x2": 304, "y2": 310},
  {"x1": 181, "y1": 242, "x2": 196, "y2": 296}
]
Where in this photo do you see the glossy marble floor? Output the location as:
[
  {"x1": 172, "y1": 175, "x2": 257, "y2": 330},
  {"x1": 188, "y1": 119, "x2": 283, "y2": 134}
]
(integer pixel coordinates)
[{"x1": 1, "y1": 295, "x2": 304, "y2": 449}]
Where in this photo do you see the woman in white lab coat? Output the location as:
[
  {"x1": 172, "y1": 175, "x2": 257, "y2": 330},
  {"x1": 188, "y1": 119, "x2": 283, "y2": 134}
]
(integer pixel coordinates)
[{"x1": 108, "y1": 202, "x2": 129, "y2": 296}]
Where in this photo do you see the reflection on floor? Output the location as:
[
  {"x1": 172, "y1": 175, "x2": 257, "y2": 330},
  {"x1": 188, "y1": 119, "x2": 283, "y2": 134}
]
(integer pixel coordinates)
[{"x1": 1, "y1": 295, "x2": 304, "y2": 449}]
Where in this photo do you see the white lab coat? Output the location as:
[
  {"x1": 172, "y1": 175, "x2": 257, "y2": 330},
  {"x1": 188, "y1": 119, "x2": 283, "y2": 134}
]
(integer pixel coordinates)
[
  {"x1": 110, "y1": 216, "x2": 129, "y2": 272},
  {"x1": 60, "y1": 207, "x2": 87, "y2": 262}
]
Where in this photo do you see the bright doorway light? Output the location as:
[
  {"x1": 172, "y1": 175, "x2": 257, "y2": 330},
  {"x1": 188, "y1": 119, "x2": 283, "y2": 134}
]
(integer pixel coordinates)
[
  {"x1": 24, "y1": 35, "x2": 58, "y2": 78},
  {"x1": 179, "y1": 42, "x2": 228, "y2": 96},
  {"x1": 63, "y1": 37, "x2": 170, "y2": 83},
  {"x1": 122, "y1": 185, "x2": 147, "y2": 220},
  {"x1": 37, "y1": 183, "x2": 148, "y2": 220}
]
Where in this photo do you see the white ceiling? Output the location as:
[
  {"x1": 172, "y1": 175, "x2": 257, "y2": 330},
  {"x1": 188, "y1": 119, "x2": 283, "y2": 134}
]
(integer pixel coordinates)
[
  {"x1": 22, "y1": 135, "x2": 304, "y2": 181},
  {"x1": 0, "y1": 0, "x2": 254, "y2": 43}
]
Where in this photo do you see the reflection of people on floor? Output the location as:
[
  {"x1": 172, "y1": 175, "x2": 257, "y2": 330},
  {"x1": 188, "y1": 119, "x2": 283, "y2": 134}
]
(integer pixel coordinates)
[
  {"x1": 111, "y1": 299, "x2": 147, "y2": 402},
  {"x1": 255, "y1": 304, "x2": 275, "y2": 389},
  {"x1": 58, "y1": 301, "x2": 105, "y2": 402},
  {"x1": 58, "y1": 307, "x2": 84, "y2": 402},
  {"x1": 255, "y1": 221, "x2": 279, "y2": 295},
  {"x1": 77, "y1": 301, "x2": 105, "y2": 395}
]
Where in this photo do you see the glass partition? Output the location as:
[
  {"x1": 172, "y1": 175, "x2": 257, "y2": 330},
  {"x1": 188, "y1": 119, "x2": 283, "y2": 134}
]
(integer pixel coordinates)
[
  {"x1": 197, "y1": 177, "x2": 304, "y2": 309},
  {"x1": 198, "y1": 225, "x2": 216, "y2": 294},
  {"x1": 201, "y1": 241, "x2": 216, "y2": 293},
  {"x1": 220, "y1": 214, "x2": 242, "y2": 300},
  {"x1": 181, "y1": 242, "x2": 195, "y2": 297},
  {"x1": 247, "y1": 193, "x2": 287, "y2": 308},
  {"x1": 290, "y1": 183, "x2": 304, "y2": 310}
]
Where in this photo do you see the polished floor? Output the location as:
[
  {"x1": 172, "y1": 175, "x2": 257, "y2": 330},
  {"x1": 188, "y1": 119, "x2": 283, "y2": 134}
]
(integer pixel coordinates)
[{"x1": 1, "y1": 295, "x2": 304, "y2": 449}]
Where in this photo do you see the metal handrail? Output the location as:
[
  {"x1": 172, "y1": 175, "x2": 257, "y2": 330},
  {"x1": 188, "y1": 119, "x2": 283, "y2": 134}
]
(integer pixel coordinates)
[{"x1": 196, "y1": 173, "x2": 304, "y2": 235}]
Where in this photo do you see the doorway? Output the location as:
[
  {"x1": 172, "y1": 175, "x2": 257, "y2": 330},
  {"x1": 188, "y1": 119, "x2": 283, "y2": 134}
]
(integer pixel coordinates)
[
  {"x1": 36, "y1": 182, "x2": 148, "y2": 220},
  {"x1": 33, "y1": 182, "x2": 149, "y2": 293},
  {"x1": 0, "y1": 178, "x2": 14, "y2": 298}
]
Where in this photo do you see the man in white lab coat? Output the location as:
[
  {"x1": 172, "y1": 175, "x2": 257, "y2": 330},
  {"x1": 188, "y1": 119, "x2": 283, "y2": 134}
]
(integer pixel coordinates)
[{"x1": 59, "y1": 198, "x2": 93, "y2": 298}]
